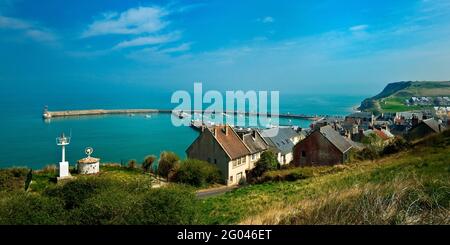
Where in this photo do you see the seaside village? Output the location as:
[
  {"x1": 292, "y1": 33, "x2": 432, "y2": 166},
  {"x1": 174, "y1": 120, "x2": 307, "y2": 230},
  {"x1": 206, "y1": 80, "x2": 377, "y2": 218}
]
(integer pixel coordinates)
[
  {"x1": 185, "y1": 108, "x2": 448, "y2": 186},
  {"x1": 54, "y1": 107, "x2": 449, "y2": 187}
]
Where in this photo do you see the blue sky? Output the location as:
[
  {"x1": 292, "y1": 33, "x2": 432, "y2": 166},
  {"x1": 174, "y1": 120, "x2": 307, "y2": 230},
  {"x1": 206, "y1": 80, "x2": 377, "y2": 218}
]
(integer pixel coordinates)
[{"x1": 1, "y1": 0, "x2": 450, "y2": 96}]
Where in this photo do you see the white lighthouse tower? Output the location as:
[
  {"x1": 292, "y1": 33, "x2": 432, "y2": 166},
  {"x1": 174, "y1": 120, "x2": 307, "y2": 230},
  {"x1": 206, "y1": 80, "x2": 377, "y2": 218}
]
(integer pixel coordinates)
[{"x1": 56, "y1": 133, "x2": 71, "y2": 180}]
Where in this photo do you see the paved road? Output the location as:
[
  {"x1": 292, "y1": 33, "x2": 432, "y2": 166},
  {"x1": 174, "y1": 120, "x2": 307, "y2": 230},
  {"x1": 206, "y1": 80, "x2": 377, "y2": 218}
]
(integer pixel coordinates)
[{"x1": 196, "y1": 186, "x2": 239, "y2": 199}]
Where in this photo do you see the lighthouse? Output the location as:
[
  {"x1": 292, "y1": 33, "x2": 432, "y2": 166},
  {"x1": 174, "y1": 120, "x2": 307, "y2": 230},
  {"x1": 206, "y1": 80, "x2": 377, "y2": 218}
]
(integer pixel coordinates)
[{"x1": 56, "y1": 133, "x2": 71, "y2": 180}]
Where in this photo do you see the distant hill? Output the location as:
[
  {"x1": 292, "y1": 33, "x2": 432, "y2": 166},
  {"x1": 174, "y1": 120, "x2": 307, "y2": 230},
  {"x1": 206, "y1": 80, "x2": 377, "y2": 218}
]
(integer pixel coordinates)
[{"x1": 359, "y1": 81, "x2": 450, "y2": 114}]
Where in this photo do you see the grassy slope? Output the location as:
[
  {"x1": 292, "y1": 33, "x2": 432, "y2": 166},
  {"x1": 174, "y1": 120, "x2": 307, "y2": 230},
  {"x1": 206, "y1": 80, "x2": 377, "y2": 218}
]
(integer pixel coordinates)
[
  {"x1": 360, "y1": 81, "x2": 450, "y2": 113},
  {"x1": 199, "y1": 132, "x2": 450, "y2": 225}
]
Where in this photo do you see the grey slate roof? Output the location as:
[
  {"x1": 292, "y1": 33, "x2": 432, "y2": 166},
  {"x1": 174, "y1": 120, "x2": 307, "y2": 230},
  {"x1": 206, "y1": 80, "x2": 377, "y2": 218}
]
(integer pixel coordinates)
[
  {"x1": 319, "y1": 125, "x2": 353, "y2": 153},
  {"x1": 260, "y1": 126, "x2": 300, "y2": 154},
  {"x1": 347, "y1": 112, "x2": 373, "y2": 119},
  {"x1": 422, "y1": 118, "x2": 445, "y2": 133},
  {"x1": 242, "y1": 131, "x2": 269, "y2": 154}
]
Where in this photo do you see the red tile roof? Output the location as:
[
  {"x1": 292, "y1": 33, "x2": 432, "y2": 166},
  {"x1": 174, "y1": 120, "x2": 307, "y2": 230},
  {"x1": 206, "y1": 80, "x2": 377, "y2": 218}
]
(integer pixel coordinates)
[{"x1": 212, "y1": 125, "x2": 251, "y2": 160}]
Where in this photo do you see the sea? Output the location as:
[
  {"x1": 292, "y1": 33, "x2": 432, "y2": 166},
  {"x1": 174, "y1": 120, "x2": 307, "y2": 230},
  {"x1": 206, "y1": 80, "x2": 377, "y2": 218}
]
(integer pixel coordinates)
[{"x1": 0, "y1": 89, "x2": 368, "y2": 169}]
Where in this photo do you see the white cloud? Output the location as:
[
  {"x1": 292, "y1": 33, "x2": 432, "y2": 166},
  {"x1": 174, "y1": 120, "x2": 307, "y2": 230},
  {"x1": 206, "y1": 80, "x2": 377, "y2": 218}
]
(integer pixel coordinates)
[
  {"x1": 258, "y1": 16, "x2": 274, "y2": 23},
  {"x1": 0, "y1": 15, "x2": 57, "y2": 44},
  {"x1": 82, "y1": 6, "x2": 169, "y2": 38},
  {"x1": 0, "y1": 15, "x2": 31, "y2": 29},
  {"x1": 349, "y1": 24, "x2": 368, "y2": 32},
  {"x1": 113, "y1": 31, "x2": 181, "y2": 49},
  {"x1": 159, "y1": 42, "x2": 191, "y2": 53}
]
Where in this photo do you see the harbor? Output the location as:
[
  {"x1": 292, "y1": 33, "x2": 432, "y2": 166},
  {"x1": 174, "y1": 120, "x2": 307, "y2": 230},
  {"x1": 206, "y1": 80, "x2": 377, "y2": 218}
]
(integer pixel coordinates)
[{"x1": 42, "y1": 107, "x2": 322, "y2": 120}]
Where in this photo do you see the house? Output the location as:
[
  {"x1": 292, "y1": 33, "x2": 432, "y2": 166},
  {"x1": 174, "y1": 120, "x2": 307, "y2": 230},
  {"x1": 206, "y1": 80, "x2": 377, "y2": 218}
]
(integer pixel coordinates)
[
  {"x1": 406, "y1": 118, "x2": 446, "y2": 141},
  {"x1": 359, "y1": 128, "x2": 394, "y2": 146},
  {"x1": 433, "y1": 107, "x2": 450, "y2": 119},
  {"x1": 260, "y1": 126, "x2": 305, "y2": 165},
  {"x1": 312, "y1": 116, "x2": 344, "y2": 130},
  {"x1": 389, "y1": 124, "x2": 409, "y2": 136},
  {"x1": 345, "y1": 112, "x2": 374, "y2": 127},
  {"x1": 186, "y1": 125, "x2": 260, "y2": 186},
  {"x1": 292, "y1": 125, "x2": 354, "y2": 167},
  {"x1": 235, "y1": 129, "x2": 269, "y2": 169}
]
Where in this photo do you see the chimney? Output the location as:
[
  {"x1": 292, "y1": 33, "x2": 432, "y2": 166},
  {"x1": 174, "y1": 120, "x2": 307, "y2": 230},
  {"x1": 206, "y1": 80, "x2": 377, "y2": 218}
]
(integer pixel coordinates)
[
  {"x1": 225, "y1": 126, "x2": 229, "y2": 136},
  {"x1": 214, "y1": 127, "x2": 218, "y2": 136},
  {"x1": 252, "y1": 130, "x2": 257, "y2": 139},
  {"x1": 358, "y1": 128, "x2": 364, "y2": 141},
  {"x1": 412, "y1": 115, "x2": 419, "y2": 127}
]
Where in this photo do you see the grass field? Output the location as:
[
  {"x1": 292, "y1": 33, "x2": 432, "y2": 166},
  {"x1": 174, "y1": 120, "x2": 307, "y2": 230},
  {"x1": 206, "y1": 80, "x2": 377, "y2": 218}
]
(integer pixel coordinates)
[
  {"x1": 199, "y1": 132, "x2": 450, "y2": 224},
  {"x1": 379, "y1": 96, "x2": 430, "y2": 112}
]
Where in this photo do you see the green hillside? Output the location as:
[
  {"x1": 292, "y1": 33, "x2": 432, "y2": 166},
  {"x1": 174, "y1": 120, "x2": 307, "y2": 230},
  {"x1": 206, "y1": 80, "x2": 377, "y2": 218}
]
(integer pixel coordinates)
[
  {"x1": 359, "y1": 81, "x2": 450, "y2": 114},
  {"x1": 201, "y1": 130, "x2": 450, "y2": 224}
]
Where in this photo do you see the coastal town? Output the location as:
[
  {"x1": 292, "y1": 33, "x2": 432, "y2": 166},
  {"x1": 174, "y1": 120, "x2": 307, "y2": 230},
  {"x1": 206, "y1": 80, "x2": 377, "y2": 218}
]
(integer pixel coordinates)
[
  {"x1": 184, "y1": 107, "x2": 448, "y2": 186},
  {"x1": 41, "y1": 98, "x2": 449, "y2": 188}
]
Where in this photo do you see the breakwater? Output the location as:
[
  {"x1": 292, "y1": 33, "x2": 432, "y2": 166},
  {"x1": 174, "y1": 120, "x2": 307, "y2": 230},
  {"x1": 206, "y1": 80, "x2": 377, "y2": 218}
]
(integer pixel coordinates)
[{"x1": 43, "y1": 108, "x2": 321, "y2": 120}]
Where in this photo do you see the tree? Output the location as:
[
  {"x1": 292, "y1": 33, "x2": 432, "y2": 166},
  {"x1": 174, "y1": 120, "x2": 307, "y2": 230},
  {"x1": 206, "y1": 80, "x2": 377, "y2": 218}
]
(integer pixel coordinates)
[
  {"x1": 142, "y1": 155, "x2": 157, "y2": 173},
  {"x1": 170, "y1": 159, "x2": 222, "y2": 187},
  {"x1": 157, "y1": 151, "x2": 180, "y2": 180},
  {"x1": 251, "y1": 151, "x2": 278, "y2": 178},
  {"x1": 127, "y1": 159, "x2": 137, "y2": 169}
]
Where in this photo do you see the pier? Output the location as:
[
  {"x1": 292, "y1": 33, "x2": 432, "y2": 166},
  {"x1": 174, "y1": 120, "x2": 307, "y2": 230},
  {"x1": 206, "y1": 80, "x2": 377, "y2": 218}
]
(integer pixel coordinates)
[{"x1": 42, "y1": 108, "x2": 321, "y2": 120}]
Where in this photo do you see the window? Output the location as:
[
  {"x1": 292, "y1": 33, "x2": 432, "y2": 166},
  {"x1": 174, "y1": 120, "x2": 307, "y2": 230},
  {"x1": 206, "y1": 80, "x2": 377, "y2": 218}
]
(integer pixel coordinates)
[
  {"x1": 230, "y1": 176, "x2": 233, "y2": 182},
  {"x1": 207, "y1": 157, "x2": 211, "y2": 163},
  {"x1": 251, "y1": 154, "x2": 255, "y2": 160},
  {"x1": 301, "y1": 151, "x2": 306, "y2": 157},
  {"x1": 214, "y1": 159, "x2": 217, "y2": 164}
]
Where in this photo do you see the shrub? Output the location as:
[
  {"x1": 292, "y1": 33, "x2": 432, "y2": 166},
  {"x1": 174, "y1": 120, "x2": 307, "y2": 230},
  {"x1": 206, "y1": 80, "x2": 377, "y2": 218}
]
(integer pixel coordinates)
[
  {"x1": 142, "y1": 155, "x2": 157, "y2": 173},
  {"x1": 0, "y1": 168, "x2": 29, "y2": 191},
  {"x1": 41, "y1": 165, "x2": 57, "y2": 174},
  {"x1": 158, "y1": 151, "x2": 180, "y2": 179},
  {"x1": 0, "y1": 192, "x2": 66, "y2": 224},
  {"x1": 43, "y1": 177, "x2": 112, "y2": 209},
  {"x1": 248, "y1": 151, "x2": 278, "y2": 181},
  {"x1": 68, "y1": 188, "x2": 142, "y2": 225},
  {"x1": 355, "y1": 146, "x2": 380, "y2": 161},
  {"x1": 127, "y1": 159, "x2": 137, "y2": 169},
  {"x1": 140, "y1": 186, "x2": 201, "y2": 225},
  {"x1": 383, "y1": 137, "x2": 411, "y2": 155},
  {"x1": 170, "y1": 159, "x2": 222, "y2": 187}
]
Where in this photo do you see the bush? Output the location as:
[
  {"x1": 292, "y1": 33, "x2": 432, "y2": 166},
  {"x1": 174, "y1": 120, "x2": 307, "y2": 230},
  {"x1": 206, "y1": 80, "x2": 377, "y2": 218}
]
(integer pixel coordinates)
[
  {"x1": 142, "y1": 155, "x2": 157, "y2": 173},
  {"x1": 0, "y1": 168, "x2": 29, "y2": 191},
  {"x1": 170, "y1": 159, "x2": 222, "y2": 187},
  {"x1": 140, "y1": 186, "x2": 201, "y2": 225},
  {"x1": 127, "y1": 159, "x2": 137, "y2": 169},
  {"x1": 158, "y1": 151, "x2": 180, "y2": 179},
  {"x1": 383, "y1": 137, "x2": 411, "y2": 155},
  {"x1": 44, "y1": 177, "x2": 112, "y2": 209},
  {"x1": 41, "y1": 165, "x2": 57, "y2": 174},
  {"x1": 68, "y1": 188, "x2": 142, "y2": 225},
  {"x1": 0, "y1": 192, "x2": 66, "y2": 224},
  {"x1": 355, "y1": 146, "x2": 380, "y2": 161},
  {"x1": 248, "y1": 151, "x2": 278, "y2": 181}
]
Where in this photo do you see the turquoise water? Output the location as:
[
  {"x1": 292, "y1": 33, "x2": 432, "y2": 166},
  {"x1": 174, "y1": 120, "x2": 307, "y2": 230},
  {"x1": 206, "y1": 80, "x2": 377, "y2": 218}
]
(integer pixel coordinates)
[{"x1": 0, "y1": 91, "x2": 367, "y2": 169}]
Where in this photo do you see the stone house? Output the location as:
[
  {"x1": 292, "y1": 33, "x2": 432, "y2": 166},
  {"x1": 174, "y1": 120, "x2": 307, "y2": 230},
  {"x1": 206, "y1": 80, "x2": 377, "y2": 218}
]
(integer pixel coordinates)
[
  {"x1": 186, "y1": 125, "x2": 266, "y2": 185},
  {"x1": 292, "y1": 125, "x2": 353, "y2": 167}
]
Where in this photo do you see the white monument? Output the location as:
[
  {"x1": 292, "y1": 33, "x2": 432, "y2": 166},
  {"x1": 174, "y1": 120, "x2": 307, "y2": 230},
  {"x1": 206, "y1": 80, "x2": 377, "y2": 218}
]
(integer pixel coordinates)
[
  {"x1": 77, "y1": 147, "x2": 100, "y2": 175},
  {"x1": 56, "y1": 133, "x2": 72, "y2": 180}
]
